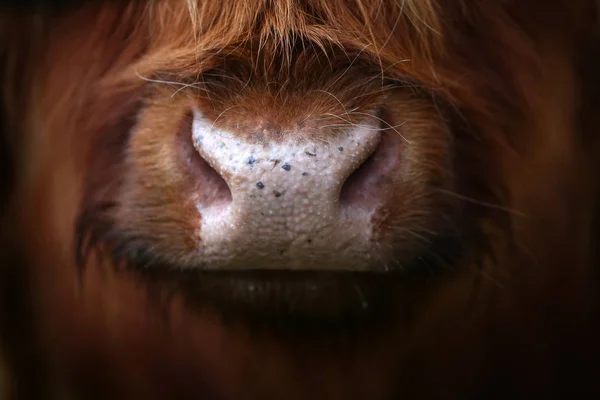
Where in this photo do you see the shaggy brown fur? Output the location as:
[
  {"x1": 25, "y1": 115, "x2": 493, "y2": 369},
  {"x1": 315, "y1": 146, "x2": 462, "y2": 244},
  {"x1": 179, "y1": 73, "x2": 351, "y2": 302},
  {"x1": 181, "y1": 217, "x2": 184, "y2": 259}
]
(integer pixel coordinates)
[{"x1": 1, "y1": 0, "x2": 600, "y2": 398}]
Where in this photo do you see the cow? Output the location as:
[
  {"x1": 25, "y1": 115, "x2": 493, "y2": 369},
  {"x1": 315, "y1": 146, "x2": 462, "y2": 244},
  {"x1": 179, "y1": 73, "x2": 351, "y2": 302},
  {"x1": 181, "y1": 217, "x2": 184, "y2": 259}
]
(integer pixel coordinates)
[{"x1": 1, "y1": 0, "x2": 599, "y2": 398}]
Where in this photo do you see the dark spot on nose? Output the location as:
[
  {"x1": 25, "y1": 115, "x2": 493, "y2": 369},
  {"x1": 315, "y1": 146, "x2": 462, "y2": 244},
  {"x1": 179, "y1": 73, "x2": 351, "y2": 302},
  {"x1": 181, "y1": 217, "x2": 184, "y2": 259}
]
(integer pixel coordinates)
[
  {"x1": 282, "y1": 163, "x2": 291, "y2": 171},
  {"x1": 338, "y1": 146, "x2": 344, "y2": 152},
  {"x1": 247, "y1": 156, "x2": 256, "y2": 166},
  {"x1": 307, "y1": 238, "x2": 312, "y2": 244},
  {"x1": 256, "y1": 181, "x2": 264, "y2": 189},
  {"x1": 302, "y1": 172, "x2": 309, "y2": 176},
  {"x1": 305, "y1": 151, "x2": 316, "y2": 157},
  {"x1": 273, "y1": 190, "x2": 282, "y2": 197}
]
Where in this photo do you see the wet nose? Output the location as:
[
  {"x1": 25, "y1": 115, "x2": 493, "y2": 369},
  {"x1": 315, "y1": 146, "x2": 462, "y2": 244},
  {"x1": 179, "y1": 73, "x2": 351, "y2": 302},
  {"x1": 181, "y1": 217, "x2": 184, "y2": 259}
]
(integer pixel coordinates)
[{"x1": 186, "y1": 109, "x2": 401, "y2": 270}]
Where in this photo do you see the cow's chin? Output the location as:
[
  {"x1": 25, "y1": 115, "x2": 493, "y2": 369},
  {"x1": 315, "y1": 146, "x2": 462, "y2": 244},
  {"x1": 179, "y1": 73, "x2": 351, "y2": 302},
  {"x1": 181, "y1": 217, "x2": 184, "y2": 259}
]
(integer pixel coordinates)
[{"x1": 112, "y1": 233, "x2": 463, "y2": 330}]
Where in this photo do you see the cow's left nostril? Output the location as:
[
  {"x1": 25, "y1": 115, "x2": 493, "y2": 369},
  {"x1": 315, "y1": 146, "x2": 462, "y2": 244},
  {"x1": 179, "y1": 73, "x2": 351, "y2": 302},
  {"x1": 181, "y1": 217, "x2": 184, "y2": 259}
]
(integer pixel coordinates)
[{"x1": 339, "y1": 127, "x2": 404, "y2": 211}]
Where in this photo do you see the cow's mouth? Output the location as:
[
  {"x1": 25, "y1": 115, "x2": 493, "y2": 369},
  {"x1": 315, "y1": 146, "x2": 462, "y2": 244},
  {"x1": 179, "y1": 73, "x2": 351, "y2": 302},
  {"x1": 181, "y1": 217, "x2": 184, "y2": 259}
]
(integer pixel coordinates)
[{"x1": 117, "y1": 233, "x2": 463, "y2": 329}]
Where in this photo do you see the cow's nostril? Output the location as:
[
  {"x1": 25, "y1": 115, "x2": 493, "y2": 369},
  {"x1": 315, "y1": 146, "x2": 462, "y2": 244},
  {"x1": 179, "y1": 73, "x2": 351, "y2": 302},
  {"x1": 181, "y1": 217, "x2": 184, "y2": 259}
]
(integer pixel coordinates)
[
  {"x1": 178, "y1": 114, "x2": 232, "y2": 208},
  {"x1": 339, "y1": 128, "x2": 404, "y2": 210}
]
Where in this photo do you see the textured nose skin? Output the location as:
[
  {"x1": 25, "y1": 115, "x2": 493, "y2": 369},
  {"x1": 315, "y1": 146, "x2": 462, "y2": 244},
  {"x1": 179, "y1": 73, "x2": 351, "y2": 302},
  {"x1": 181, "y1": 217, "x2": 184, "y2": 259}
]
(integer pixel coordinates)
[{"x1": 191, "y1": 110, "x2": 381, "y2": 270}]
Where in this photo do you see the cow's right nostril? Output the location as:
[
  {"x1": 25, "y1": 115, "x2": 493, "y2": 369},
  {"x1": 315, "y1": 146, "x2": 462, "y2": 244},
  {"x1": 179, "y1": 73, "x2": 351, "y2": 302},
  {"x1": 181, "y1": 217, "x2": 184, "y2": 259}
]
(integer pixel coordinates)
[{"x1": 178, "y1": 115, "x2": 232, "y2": 209}]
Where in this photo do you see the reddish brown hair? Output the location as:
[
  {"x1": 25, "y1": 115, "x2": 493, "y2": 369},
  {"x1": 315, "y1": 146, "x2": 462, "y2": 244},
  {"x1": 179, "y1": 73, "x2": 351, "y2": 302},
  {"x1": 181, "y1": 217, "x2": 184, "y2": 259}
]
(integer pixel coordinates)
[{"x1": 1, "y1": 0, "x2": 600, "y2": 398}]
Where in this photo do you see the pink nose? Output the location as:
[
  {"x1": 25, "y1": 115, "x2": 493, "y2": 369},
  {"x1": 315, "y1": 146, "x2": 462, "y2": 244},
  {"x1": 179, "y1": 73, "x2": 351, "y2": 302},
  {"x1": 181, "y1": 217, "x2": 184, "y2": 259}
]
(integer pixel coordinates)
[{"x1": 186, "y1": 109, "x2": 403, "y2": 271}]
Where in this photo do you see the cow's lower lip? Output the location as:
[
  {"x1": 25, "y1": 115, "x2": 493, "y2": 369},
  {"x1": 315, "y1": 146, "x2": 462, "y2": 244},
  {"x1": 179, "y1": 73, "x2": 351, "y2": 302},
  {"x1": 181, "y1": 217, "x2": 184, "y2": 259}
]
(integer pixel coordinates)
[
  {"x1": 133, "y1": 268, "x2": 414, "y2": 330},
  {"x1": 124, "y1": 235, "x2": 462, "y2": 329}
]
